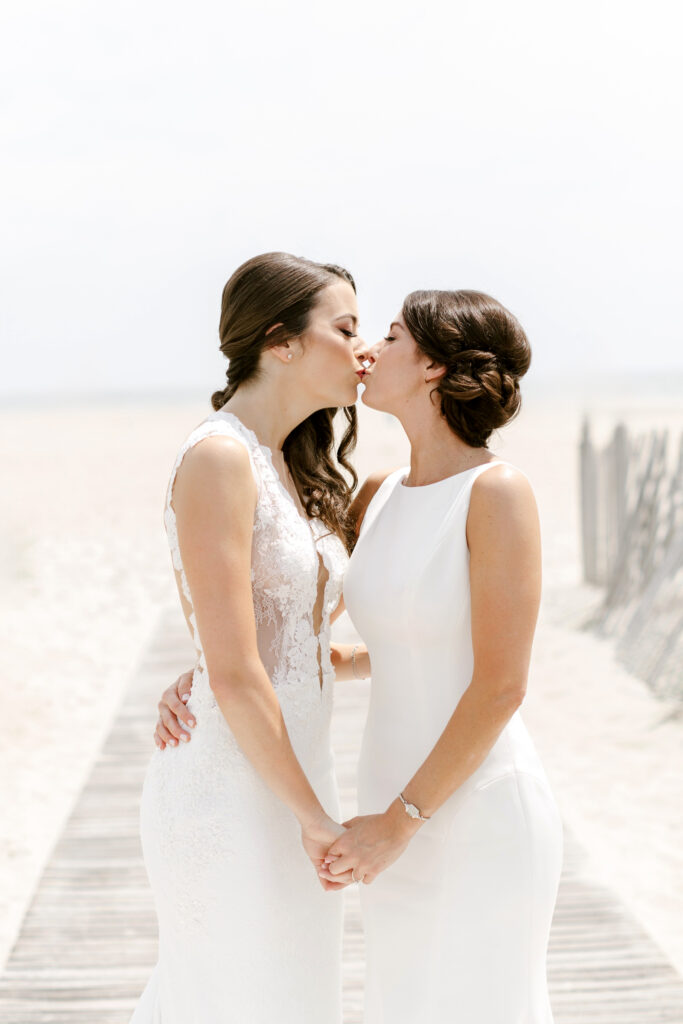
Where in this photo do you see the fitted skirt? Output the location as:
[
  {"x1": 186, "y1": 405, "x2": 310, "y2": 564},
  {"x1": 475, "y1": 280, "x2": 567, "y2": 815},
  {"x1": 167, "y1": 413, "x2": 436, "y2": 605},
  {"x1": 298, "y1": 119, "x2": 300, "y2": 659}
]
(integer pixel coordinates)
[{"x1": 359, "y1": 770, "x2": 563, "y2": 1024}]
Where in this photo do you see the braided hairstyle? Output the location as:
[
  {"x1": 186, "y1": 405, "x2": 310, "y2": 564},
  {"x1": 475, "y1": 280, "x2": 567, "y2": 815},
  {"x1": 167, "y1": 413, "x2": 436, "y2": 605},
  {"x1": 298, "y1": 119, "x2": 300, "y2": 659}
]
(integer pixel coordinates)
[
  {"x1": 402, "y1": 290, "x2": 531, "y2": 448},
  {"x1": 211, "y1": 252, "x2": 359, "y2": 551}
]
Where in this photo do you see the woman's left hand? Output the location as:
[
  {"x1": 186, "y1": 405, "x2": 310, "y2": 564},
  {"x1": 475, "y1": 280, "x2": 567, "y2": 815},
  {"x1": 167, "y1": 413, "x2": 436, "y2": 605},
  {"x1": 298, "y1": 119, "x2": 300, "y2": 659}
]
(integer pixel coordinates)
[{"x1": 317, "y1": 803, "x2": 420, "y2": 887}]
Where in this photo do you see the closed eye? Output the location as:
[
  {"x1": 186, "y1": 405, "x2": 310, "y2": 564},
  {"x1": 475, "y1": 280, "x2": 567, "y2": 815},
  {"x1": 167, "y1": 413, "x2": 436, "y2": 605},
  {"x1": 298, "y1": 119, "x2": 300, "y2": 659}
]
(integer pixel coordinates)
[
  {"x1": 383, "y1": 335, "x2": 396, "y2": 342},
  {"x1": 340, "y1": 329, "x2": 357, "y2": 338}
]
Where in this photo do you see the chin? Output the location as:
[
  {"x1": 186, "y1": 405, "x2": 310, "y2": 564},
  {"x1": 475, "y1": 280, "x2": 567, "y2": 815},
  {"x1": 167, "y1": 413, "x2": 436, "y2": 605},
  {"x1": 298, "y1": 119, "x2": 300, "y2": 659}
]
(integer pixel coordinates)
[
  {"x1": 361, "y1": 388, "x2": 392, "y2": 413},
  {"x1": 360, "y1": 387, "x2": 379, "y2": 409}
]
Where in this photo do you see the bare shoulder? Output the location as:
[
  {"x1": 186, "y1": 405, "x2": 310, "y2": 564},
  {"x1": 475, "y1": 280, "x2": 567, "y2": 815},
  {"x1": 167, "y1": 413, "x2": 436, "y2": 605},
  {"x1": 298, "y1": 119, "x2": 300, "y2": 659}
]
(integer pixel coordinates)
[
  {"x1": 468, "y1": 463, "x2": 539, "y2": 542},
  {"x1": 174, "y1": 434, "x2": 257, "y2": 505},
  {"x1": 180, "y1": 433, "x2": 251, "y2": 476},
  {"x1": 471, "y1": 462, "x2": 535, "y2": 508}
]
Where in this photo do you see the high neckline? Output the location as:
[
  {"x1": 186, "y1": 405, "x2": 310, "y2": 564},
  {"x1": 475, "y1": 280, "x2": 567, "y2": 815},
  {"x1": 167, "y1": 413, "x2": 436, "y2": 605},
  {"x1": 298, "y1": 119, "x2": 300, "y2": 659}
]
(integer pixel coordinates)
[{"x1": 398, "y1": 460, "x2": 503, "y2": 491}]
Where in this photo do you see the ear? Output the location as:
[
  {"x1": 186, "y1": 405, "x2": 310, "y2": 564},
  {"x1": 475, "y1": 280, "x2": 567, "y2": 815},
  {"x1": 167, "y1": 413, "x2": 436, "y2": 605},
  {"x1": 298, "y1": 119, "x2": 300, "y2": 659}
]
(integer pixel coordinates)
[
  {"x1": 265, "y1": 323, "x2": 293, "y2": 365},
  {"x1": 424, "y1": 361, "x2": 447, "y2": 385},
  {"x1": 268, "y1": 344, "x2": 294, "y2": 365}
]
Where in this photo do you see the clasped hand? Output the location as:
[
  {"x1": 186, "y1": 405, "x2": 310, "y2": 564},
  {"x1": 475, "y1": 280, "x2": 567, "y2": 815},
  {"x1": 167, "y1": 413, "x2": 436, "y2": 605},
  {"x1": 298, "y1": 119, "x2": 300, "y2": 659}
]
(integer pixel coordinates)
[
  {"x1": 315, "y1": 806, "x2": 418, "y2": 890},
  {"x1": 154, "y1": 673, "x2": 419, "y2": 891}
]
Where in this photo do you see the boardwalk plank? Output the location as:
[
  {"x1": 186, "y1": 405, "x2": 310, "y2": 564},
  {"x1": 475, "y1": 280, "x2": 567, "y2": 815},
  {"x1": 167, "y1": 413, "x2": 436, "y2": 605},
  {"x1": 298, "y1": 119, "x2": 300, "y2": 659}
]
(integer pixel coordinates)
[{"x1": 1, "y1": 607, "x2": 682, "y2": 1023}]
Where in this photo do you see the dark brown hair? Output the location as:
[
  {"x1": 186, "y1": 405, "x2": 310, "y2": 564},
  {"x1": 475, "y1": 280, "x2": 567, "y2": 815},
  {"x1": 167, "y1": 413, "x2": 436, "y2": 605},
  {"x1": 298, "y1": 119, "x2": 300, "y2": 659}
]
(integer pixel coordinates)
[
  {"x1": 212, "y1": 252, "x2": 358, "y2": 550},
  {"x1": 402, "y1": 290, "x2": 531, "y2": 448}
]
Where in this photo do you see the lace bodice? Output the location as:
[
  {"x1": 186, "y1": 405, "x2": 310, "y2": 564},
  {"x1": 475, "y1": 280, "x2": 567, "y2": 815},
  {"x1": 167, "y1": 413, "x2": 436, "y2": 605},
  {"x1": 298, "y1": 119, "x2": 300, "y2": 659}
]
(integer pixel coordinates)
[{"x1": 163, "y1": 409, "x2": 349, "y2": 732}]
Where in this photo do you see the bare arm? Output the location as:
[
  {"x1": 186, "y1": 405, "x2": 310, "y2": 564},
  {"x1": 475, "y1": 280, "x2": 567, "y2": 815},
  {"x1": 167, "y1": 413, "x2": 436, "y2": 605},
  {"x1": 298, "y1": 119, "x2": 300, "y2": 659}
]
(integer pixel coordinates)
[
  {"x1": 155, "y1": 466, "x2": 393, "y2": 734},
  {"x1": 322, "y1": 465, "x2": 541, "y2": 885},
  {"x1": 392, "y1": 465, "x2": 540, "y2": 815},
  {"x1": 172, "y1": 436, "x2": 333, "y2": 834},
  {"x1": 330, "y1": 641, "x2": 371, "y2": 682}
]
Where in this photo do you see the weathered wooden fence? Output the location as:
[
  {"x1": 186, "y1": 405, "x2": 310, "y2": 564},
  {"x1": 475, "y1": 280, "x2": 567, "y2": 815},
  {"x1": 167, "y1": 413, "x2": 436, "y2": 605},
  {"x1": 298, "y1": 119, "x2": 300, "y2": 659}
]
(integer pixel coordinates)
[{"x1": 580, "y1": 418, "x2": 683, "y2": 699}]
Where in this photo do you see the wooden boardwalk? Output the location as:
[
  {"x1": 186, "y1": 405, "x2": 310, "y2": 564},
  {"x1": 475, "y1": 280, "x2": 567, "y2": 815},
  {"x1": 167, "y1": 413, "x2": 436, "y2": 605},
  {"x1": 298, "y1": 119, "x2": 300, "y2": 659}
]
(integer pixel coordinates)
[{"x1": 1, "y1": 607, "x2": 683, "y2": 1023}]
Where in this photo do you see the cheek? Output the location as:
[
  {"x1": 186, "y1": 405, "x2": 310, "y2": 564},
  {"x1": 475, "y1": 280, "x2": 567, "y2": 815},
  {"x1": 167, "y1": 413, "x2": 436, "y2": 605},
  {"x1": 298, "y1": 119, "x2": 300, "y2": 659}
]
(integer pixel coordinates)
[
  {"x1": 377, "y1": 351, "x2": 423, "y2": 399},
  {"x1": 306, "y1": 341, "x2": 357, "y2": 397},
  {"x1": 323, "y1": 337, "x2": 353, "y2": 369},
  {"x1": 376, "y1": 348, "x2": 405, "y2": 385},
  {"x1": 306, "y1": 339, "x2": 342, "y2": 376}
]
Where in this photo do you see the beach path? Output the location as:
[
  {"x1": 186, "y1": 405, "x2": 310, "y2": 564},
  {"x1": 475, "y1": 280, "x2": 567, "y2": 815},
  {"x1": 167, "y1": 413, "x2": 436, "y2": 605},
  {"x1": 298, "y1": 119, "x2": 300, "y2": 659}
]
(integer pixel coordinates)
[{"x1": 0, "y1": 605, "x2": 682, "y2": 1023}]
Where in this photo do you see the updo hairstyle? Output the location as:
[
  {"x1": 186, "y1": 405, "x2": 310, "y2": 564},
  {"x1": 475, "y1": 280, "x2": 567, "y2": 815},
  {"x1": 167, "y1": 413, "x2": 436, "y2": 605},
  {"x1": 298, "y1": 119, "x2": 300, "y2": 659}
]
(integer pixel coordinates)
[{"x1": 402, "y1": 289, "x2": 531, "y2": 448}]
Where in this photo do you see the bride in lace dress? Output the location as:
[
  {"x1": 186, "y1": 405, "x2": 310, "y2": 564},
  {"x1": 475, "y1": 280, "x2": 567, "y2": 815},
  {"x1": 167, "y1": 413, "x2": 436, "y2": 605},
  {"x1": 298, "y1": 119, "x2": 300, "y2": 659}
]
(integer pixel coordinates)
[{"x1": 129, "y1": 253, "x2": 370, "y2": 1023}]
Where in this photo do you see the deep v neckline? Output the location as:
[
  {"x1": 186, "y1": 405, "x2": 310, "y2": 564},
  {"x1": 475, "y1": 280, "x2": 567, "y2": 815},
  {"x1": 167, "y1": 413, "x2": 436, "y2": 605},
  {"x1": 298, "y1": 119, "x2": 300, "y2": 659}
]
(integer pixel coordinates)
[{"x1": 216, "y1": 410, "x2": 332, "y2": 696}]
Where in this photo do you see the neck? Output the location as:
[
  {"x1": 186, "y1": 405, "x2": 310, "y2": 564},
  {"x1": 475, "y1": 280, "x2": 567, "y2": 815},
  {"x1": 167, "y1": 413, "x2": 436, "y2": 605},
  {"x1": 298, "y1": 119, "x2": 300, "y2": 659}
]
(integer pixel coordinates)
[
  {"x1": 396, "y1": 401, "x2": 488, "y2": 486},
  {"x1": 220, "y1": 378, "x2": 319, "y2": 452}
]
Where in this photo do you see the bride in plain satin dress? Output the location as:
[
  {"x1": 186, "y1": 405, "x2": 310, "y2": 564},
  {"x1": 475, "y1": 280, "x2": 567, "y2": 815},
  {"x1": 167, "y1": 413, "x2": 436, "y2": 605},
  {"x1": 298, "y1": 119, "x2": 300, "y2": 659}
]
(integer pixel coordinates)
[
  {"x1": 318, "y1": 289, "x2": 563, "y2": 1023},
  {"x1": 156, "y1": 288, "x2": 563, "y2": 1023}
]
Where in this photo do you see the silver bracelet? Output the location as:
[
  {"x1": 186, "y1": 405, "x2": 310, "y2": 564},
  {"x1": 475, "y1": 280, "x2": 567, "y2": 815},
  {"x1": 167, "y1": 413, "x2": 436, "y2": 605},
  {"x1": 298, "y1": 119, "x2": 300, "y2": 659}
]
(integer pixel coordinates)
[
  {"x1": 351, "y1": 644, "x2": 367, "y2": 680},
  {"x1": 399, "y1": 792, "x2": 430, "y2": 822}
]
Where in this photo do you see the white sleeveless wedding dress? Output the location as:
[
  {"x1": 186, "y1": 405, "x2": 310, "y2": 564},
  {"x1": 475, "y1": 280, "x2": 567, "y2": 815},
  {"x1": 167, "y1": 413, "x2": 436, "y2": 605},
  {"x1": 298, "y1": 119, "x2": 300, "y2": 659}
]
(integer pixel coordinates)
[
  {"x1": 130, "y1": 410, "x2": 348, "y2": 1023},
  {"x1": 343, "y1": 462, "x2": 563, "y2": 1024}
]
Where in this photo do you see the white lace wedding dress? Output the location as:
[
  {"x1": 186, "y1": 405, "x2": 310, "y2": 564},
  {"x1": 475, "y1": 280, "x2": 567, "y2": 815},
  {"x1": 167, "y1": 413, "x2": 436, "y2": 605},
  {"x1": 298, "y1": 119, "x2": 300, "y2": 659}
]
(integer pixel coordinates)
[{"x1": 129, "y1": 410, "x2": 348, "y2": 1023}]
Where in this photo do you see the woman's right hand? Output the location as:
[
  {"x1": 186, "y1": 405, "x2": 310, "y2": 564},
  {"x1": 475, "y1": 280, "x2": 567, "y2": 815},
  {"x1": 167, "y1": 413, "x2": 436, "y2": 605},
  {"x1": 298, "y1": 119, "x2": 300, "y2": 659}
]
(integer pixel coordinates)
[
  {"x1": 300, "y1": 811, "x2": 348, "y2": 892},
  {"x1": 154, "y1": 669, "x2": 196, "y2": 749}
]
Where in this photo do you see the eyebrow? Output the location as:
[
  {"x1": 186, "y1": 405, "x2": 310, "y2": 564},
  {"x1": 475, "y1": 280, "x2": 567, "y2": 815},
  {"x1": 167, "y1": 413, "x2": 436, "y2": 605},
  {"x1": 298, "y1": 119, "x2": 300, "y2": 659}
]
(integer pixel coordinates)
[
  {"x1": 334, "y1": 314, "x2": 358, "y2": 326},
  {"x1": 389, "y1": 321, "x2": 401, "y2": 331}
]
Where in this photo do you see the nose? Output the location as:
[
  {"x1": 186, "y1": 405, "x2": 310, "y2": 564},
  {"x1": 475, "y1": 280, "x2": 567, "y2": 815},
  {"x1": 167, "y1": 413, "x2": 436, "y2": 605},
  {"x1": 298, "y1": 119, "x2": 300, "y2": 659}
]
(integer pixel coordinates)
[
  {"x1": 353, "y1": 334, "x2": 374, "y2": 368},
  {"x1": 363, "y1": 337, "x2": 384, "y2": 364}
]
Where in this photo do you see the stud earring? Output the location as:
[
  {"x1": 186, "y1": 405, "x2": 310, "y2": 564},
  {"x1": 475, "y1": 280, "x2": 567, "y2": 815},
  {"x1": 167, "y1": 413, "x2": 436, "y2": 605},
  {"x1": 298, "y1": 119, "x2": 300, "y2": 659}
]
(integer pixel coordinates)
[{"x1": 287, "y1": 353, "x2": 293, "y2": 360}]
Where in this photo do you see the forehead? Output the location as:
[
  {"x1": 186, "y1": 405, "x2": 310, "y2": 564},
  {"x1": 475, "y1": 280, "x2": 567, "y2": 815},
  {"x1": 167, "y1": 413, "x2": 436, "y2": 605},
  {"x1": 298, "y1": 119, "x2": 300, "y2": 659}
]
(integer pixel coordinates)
[{"x1": 314, "y1": 279, "x2": 358, "y2": 319}]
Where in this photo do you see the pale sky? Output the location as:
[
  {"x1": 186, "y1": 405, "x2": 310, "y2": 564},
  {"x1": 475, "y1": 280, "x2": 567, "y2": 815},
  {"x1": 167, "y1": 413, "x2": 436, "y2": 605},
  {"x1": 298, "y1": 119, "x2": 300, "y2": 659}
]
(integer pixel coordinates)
[{"x1": 1, "y1": 0, "x2": 681, "y2": 398}]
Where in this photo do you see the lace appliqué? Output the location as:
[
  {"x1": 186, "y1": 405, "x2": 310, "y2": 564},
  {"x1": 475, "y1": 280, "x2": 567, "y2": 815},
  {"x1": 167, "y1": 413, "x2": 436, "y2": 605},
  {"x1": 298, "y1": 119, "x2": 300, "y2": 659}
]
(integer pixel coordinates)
[{"x1": 161, "y1": 407, "x2": 348, "y2": 756}]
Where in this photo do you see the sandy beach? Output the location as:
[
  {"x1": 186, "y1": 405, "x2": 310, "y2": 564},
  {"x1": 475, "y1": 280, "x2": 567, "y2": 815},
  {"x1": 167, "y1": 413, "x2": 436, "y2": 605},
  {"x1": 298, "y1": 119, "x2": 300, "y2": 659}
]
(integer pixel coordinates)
[{"x1": 2, "y1": 389, "x2": 682, "y2": 977}]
